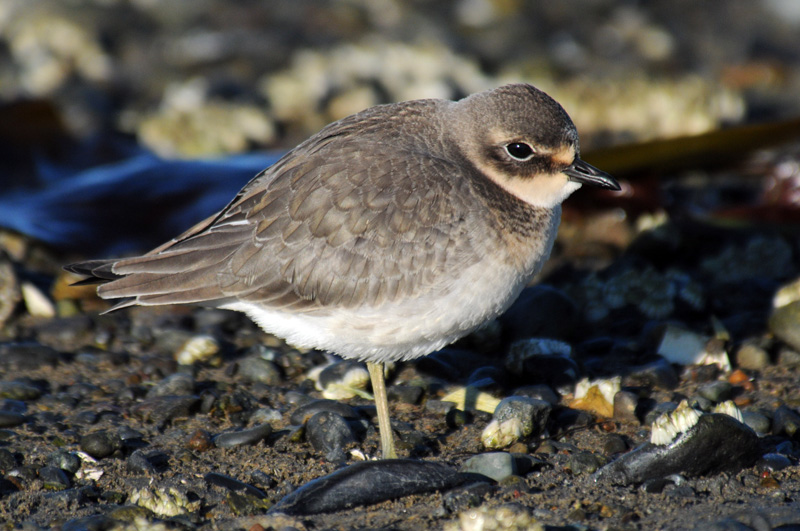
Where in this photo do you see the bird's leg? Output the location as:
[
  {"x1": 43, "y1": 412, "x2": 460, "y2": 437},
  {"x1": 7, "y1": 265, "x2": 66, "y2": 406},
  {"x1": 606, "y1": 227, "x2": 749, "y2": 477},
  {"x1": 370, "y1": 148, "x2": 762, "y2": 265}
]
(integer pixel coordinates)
[{"x1": 367, "y1": 361, "x2": 398, "y2": 459}]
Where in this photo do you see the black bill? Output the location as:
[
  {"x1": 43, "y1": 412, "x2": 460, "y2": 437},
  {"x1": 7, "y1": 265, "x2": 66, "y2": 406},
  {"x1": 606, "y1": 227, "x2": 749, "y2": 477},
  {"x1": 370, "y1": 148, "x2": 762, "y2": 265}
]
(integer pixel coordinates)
[{"x1": 564, "y1": 158, "x2": 620, "y2": 190}]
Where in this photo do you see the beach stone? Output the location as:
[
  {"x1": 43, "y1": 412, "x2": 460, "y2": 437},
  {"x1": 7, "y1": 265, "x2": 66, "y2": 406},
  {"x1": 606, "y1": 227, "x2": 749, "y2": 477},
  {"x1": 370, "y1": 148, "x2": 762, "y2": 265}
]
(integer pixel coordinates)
[
  {"x1": 239, "y1": 356, "x2": 283, "y2": 386},
  {"x1": 289, "y1": 399, "x2": 359, "y2": 425},
  {"x1": 305, "y1": 411, "x2": 356, "y2": 461},
  {"x1": 214, "y1": 423, "x2": 273, "y2": 448},
  {"x1": 613, "y1": 390, "x2": 640, "y2": 424},
  {"x1": 80, "y1": 430, "x2": 122, "y2": 459},
  {"x1": 735, "y1": 342, "x2": 770, "y2": 370},
  {"x1": 39, "y1": 465, "x2": 71, "y2": 490},
  {"x1": 698, "y1": 381, "x2": 733, "y2": 403},
  {"x1": 461, "y1": 452, "x2": 516, "y2": 482},
  {"x1": 146, "y1": 372, "x2": 195, "y2": 397},
  {"x1": 741, "y1": 410, "x2": 770, "y2": 435},
  {"x1": 46, "y1": 451, "x2": 81, "y2": 474}
]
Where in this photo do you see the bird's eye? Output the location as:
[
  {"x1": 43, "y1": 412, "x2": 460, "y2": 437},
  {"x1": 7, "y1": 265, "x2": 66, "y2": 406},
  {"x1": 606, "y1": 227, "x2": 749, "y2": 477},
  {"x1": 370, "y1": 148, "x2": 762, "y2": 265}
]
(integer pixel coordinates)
[{"x1": 505, "y1": 142, "x2": 534, "y2": 160}]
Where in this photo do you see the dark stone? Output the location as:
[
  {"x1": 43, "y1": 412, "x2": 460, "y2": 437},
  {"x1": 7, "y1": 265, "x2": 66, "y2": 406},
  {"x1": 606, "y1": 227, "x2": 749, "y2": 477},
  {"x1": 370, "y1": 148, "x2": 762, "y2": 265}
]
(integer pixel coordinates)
[
  {"x1": 305, "y1": 411, "x2": 356, "y2": 461},
  {"x1": 214, "y1": 423, "x2": 273, "y2": 448},
  {"x1": 205, "y1": 471, "x2": 267, "y2": 499},
  {"x1": 130, "y1": 395, "x2": 199, "y2": 426},
  {"x1": 79, "y1": 430, "x2": 122, "y2": 459},
  {"x1": 289, "y1": 399, "x2": 359, "y2": 425},
  {"x1": 39, "y1": 465, "x2": 71, "y2": 490},
  {"x1": 387, "y1": 385, "x2": 424, "y2": 405},
  {"x1": 442, "y1": 481, "x2": 496, "y2": 514},
  {"x1": 595, "y1": 414, "x2": 759, "y2": 485},
  {"x1": 269, "y1": 459, "x2": 476, "y2": 515}
]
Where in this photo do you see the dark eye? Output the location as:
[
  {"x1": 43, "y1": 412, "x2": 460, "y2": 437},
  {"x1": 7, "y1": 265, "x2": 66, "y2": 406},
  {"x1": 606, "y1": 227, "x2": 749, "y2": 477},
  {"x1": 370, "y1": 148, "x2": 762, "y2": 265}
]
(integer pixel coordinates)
[{"x1": 505, "y1": 142, "x2": 534, "y2": 160}]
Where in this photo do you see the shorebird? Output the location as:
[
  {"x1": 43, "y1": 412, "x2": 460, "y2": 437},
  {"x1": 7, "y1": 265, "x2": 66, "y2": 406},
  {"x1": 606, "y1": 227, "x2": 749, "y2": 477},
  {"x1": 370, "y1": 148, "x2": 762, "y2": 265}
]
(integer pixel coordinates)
[{"x1": 66, "y1": 83, "x2": 619, "y2": 459}]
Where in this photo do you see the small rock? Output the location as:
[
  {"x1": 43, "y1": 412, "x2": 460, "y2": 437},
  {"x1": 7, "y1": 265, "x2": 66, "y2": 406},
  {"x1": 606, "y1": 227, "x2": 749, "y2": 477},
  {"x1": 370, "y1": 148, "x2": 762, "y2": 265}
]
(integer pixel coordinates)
[
  {"x1": 481, "y1": 397, "x2": 551, "y2": 449},
  {"x1": 80, "y1": 430, "x2": 122, "y2": 459},
  {"x1": 461, "y1": 452, "x2": 516, "y2": 482},
  {"x1": 0, "y1": 381, "x2": 43, "y2": 401},
  {"x1": 131, "y1": 395, "x2": 199, "y2": 426},
  {"x1": 205, "y1": 471, "x2": 267, "y2": 499},
  {"x1": 214, "y1": 423, "x2": 273, "y2": 448},
  {"x1": 613, "y1": 390, "x2": 640, "y2": 424},
  {"x1": 239, "y1": 356, "x2": 283, "y2": 386},
  {"x1": 39, "y1": 465, "x2": 71, "y2": 490},
  {"x1": 740, "y1": 410, "x2": 770, "y2": 435},
  {"x1": 387, "y1": 385, "x2": 424, "y2": 405},
  {"x1": 755, "y1": 453, "x2": 792, "y2": 474},
  {"x1": 777, "y1": 348, "x2": 800, "y2": 368},
  {"x1": 46, "y1": 451, "x2": 81, "y2": 474},
  {"x1": 442, "y1": 481, "x2": 495, "y2": 514},
  {"x1": 0, "y1": 411, "x2": 26, "y2": 427},
  {"x1": 316, "y1": 361, "x2": 370, "y2": 400},
  {"x1": 175, "y1": 334, "x2": 220, "y2": 365},
  {"x1": 146, "y1": 372, "x2": 195, "y2": 397},
  {"x1": 289, "y1": 399, "x2": 359, "y2": 425},
  {"x1": 0, "y1": 343, "x2": 60, "y2": 370},
  {"x1": 769, "y1": 301, "x2": 800, "y2": 352},
  {"x1": 772, "y1": 405, "x2": 800, "y2": 439},
  {"x1": 624, "y1": 359, "x2": 679, "y2": 390},
  {"x1": 735, "y1": 342, "x2": 770, "y2": 370},
  {"x1": 305, "y1": 411, "x2": 356, "y2": 461},
  {"x1": 698, "y1": 381, "x2": 733, "y2": 403},
  {"x1": 567, "y1": 451, "x2": 605, "y2": 475},
  {"x1": 602, "y1": 434, "x2": 627, "y2": 456}
]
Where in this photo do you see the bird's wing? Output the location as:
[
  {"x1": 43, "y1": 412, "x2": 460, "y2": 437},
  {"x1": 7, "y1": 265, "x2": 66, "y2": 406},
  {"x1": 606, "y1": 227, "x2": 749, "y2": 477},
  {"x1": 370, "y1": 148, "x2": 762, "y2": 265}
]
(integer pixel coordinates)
[{"x1": 82, "y1": 114, "x2": 486, "y2": 312}]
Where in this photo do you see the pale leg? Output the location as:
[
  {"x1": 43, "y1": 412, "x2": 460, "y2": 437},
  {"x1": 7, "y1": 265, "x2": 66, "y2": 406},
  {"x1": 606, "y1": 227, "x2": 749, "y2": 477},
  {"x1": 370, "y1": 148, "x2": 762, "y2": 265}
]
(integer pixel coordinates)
[{"x1": 367, "y1": 361, "x2": 398, "y2": 459}]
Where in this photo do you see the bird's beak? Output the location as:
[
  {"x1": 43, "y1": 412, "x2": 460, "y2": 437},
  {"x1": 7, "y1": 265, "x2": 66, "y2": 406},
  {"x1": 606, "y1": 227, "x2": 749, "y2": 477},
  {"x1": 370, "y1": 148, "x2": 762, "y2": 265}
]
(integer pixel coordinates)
[{"x1": 564, "y1": 158, "x2": 620, "y2": 190}]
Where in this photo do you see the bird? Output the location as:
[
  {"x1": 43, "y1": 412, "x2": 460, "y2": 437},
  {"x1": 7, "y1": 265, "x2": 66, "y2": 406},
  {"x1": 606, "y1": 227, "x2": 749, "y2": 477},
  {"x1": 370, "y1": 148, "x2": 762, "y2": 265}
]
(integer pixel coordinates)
[{"x1": 65, "y1": 83, "x2": 620, "y2": 460}]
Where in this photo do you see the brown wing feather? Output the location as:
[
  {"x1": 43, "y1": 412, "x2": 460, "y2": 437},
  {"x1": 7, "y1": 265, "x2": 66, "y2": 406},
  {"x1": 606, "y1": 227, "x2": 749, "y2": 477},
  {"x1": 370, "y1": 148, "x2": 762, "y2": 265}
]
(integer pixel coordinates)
[{"x1": 72, "y1": 100, "x2": 487, "y2": 312}]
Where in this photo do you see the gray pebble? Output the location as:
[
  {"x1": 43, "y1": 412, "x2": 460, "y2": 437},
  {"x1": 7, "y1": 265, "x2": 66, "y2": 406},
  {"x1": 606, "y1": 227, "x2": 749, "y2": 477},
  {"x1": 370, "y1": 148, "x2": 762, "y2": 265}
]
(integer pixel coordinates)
[
  {"x1": 424, "y1": 399, "x2": 455, "y2": 415},
  {"x1": 131, "y1": 395, "x2": 199, "y2": 426},
  {"x1": 0, "y1": 381, "x2": 42, "y2": 401},
  {"x1": 61, "y1": 514, "x2": 116, "y2": 531},
  {"x1": 613, "y1": 390, "x2": 640, "y2": 424},
  {"x1": 80, "y1": 430, "x2": 122, "y2": 459},
  {"x1": 0, "y1": 448, "x2": 16, "y2": 470},
  {"x1": 46, "y1": 451, "x2": 81, "y2": 474},
  {"x1": 494, "y1": 396, "x2": 552, "y2": 438},
  {"x1": 442, "y1": 481, "x2": 495, "y2": 514},
  {"x1": 772, "y1": 405, "x2": 800, "y2": 438},
  {"x1": 249, "y1": 407, "x2": 282, "y2": 425},
  {"x1": 698, "y1": 381, "x2": 733, "y2": 403},
  {"x1": 602, "y1": 434, "x2": 628, "y2": 456},
  {"x1": 39, "y1": 465, "x2": 71, "y2": 490},
  {"x1": 387, "y1": 385, "x2": 424, "y2": 405},
  {"x1": 769, "y1": 301, "x2": 800, "y2": 352},
  {"x1": 567, "y1": 451, "x2": 605, "y2": 475},
  {"x1": 0, "y1": 343, "x2": 60, "y2": 371},
  {"x1": 214, "y1": 423, "x2": 273, "y2": 448},
  {"x1": 777, "y1": 348, "x2": 800, "y2": 368},
  {"x1": 735, "y1": 342, "x2": 770, "y2": 370},
  {"x1": 0, "y1": 411, "x2": 26, "y2": 427},
  {"x1": 239, "y1": 356, "x2": 283, "y2": 385},
  {"x1": 146, "y1": 371, "x2": 195, "y2": 397},
  {"x1": 741, "y1": 410, "x2": 771, "y2": 435},
  {"x1": 305, "y1": 411, "x2": 356, "y2": 461},
  {"x1": 756, "y1": 453, "x2": 792, "y2": 473},
  {"x1": 461, "y1": 452, "x2": 516, "y2": 482},
  {"x1": 624, "y1": 359, "x2": 679, "y2": 390},
  {"x1": 289, "y1": 399, "x2": 359, "y2": 425}
]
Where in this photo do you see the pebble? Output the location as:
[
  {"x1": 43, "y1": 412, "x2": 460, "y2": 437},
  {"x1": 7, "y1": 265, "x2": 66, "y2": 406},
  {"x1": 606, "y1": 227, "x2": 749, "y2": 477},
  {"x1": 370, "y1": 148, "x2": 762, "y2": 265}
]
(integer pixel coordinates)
[
  {"x1": 316, "y1": 361, "x2": 370, "y2": 400},
  {"x1": 238, "y1": 356, "x2": 283, "y2": 386},
  {"x1": 481, "y1": 397, "x2": 551, "y2": 449},
  {"x1": 61, "y1": 515, "x2": 117, "y2": 531},
  {"x1": 777, "y1": 348, "x2": 800, "y2": 368},
  {"x1": 504, "y1": 339, "x2": 578, "y2": 387},
  {"x1": 39, "y1": 465, "x2": 71, "y2": 490},
  {"x1": 772, "y1": 405, "x2": 800, "y2": 438},
  {"x1": 566, "y1": 451, "x2": 605, "y2": 475},
  {"x1": 461, "y1": 452, "x2": 516, "y2": 482},
  {"x1": 175, "y1": 334, "x2": 220, "y2": 365},
  {"x1": 146, "y1": 371, "x2": 195, "y2": 397},
  {"x1": 735, "y1": 342, "x2": 770, "y2": 370},
  {"x1": 595, "y1": 413, "x2": 759, "y2": 485},
  {"x1": 602, "y1": 434, "x2": 628, "y2": 456},
  {"x1": 127, "y1": 449, "x2": 169, "y2": 475},
  {"x1": 755, "y1": 453, "x2": 792, "y2": 474},
  {"x1": 131, "y1": 395, "x2": 199, "y2": 426},
  {"x1": 0, "y1": 411, "x2": 26, "y2": 427},
  {"x1": 740, "y1": 410, "x2": 771, "y2": 435},
  {"x1": 0, "y1": 343, "x2": 60, "y2": 370},
  {"x1": 698, "y1": 381, "x2": 734, "y2": 403},
  {"x1": 613, "y1": 390, "x2": 640, "y2": 424},
  {"x1": 214, "y1": 423, "x2": 273, "y2": 448},
  {"x1": 769, "y1": 301, "x2": 800, "y2": 352},
  {"x1": 205, "y1": 471, "x2": 267, "y2": 499},
  {"x1": 387, "y1": 385, "x2": 424, "y2": 405},
  {"x1": 0, "y1": 381, "x2": 43, "y2": 401},
  {"x1": 305, "y1": 411, "x2": 356, "y2": 461},
  {"x1": 444, "y1": 503, "x2": 541, "y2": 531},
  {"x1": 79, "y1": 430, "x2": 122, "y2": 459},
  {"x1": 269, "y1": 459, "x2": 474, "y2": 515},
  {"x1": 624, "y1": 359, "x2": 679, "y2": 390},
  {"x1": 289, "y1": 399, "x2": 359, "y2": 425},
  {"x1": 46, "y1": 450, "x2": 81, "y2": 474},
  {"x1": 442, "y1": 481, "x2": 496, "y2": 514},
  {"x1": 0, "y1": 448, "x2": 17, "y2": 470}
]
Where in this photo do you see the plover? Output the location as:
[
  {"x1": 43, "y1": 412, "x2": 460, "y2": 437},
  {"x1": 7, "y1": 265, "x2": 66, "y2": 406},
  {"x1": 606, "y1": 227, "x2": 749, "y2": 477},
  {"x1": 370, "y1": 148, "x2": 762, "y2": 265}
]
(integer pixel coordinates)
[{"x1": 66, "y1": 83, "x2": 619, "y2": 459}]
